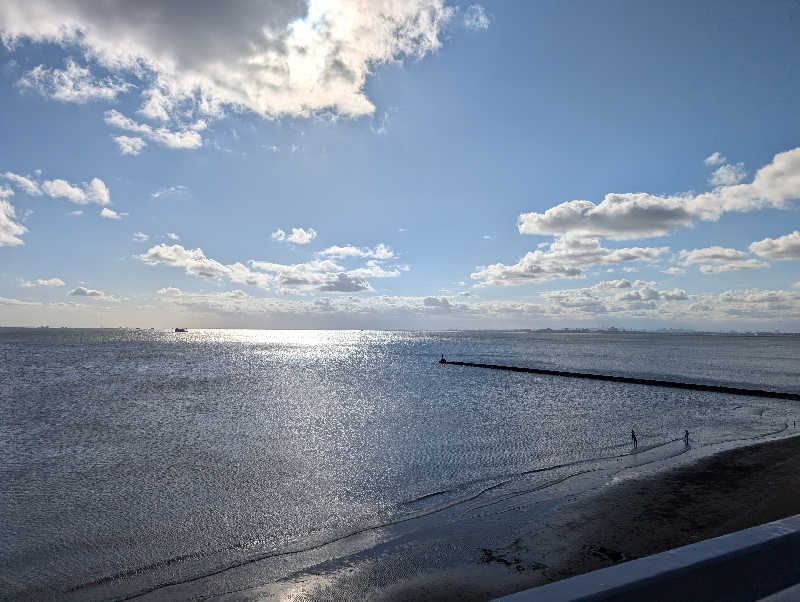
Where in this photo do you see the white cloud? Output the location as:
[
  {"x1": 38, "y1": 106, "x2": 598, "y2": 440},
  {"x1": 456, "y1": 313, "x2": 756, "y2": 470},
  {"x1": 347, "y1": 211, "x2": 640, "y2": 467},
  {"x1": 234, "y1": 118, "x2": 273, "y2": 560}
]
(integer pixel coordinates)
[
  {"x1": 140, "y1": 242, "x2": 407, "y2": 294},
  {"x1": 319, "y1": 243, "x2": 395, "y2": 259},
  {"x1": 132, "y1": 231, "x2": 149, "y2": 242},
  {"x1": 150, "y1": 283, "x2": 800, "y2": 327},
  {"x1": 704, "y1": 152, "x2": 726, "y2": 166},
  {"x1": 0, "y1": 1, "x2": 456, "y2": 131},
  {"x1": 113, "y1": 135, "x2": 147, "y2": 156},
  {"x1": 471, "y1": 236, "x2": 667, "y2": 286},
  {"x1": 67, "y1": 286, "x2": 119, "y2": 301},
  {"x1": 151, "y1": 185, "x2": 188, "y2": 199},
  {"x1": 0, "y1": 199, "x2": 27, "y2": 246},
  {"x1": 140, "y1": 244, "x2": 232, "y2": 279},
  {"x1": 41, "y1": 176, "x2": 110, "y2": 205},
  {"x1": 67, "y1": 209, "x2": 83, "y2": 216},
  {"x1": 517, "y1": 147, "x2": 800, "y2": 240},
  {"x1": 678, "y1": 246, "x2": 770, "y2": 274},
  {"x1": 0, "y1": 296, "x2": 42, "y2": 307},
  {"x1": 463, "y1": 4, "x2": 490, "y2": 30},
  {"x1": 680, "y1": 246, "x2": 747, "y2": 265},
  {"x1": 3, "y1": 171, "x2": 42, "y2": 195},
  {"x1": 661, "y1": 288, "x2": 689, "y2": 300},
  {"x1": 105, "y1": 110, "x2": 203, "y2": 150},
  {"x1": 592, "y1": 279, "x2": 632, "y2": 289},
  {"x1": 317, "y1": 273, "x2": 371, "y2": 292},
  {"x1": 709, "y1": 162, "x2": 747, "y2": 187},
  {"x1": 20, "y1": 277, "x2": 65, "y2": 287},
  {"x1": 662, "y1": 266, "x2": 686, "y2": 275},
  {"x1": 165, "y1": 232, "x2": 180, "y2": 240},
  {"x1": 698, "y1": 259, "x2": 770, "y2": 273},
  {"x1": 156, "y1": 286, "x2": 182, "y2": 296},
  {"x1": 271, "y1": 227, "x2": 317, "y2": 244},
  {"x1": 346, "y1": 260, "x2": 405, "y2": 279},
  {"x1": 100, "y1": 207, "x2": 122, "y2": 220},
  {"x1": 17, "y1": 58, "x2": 131, "y2": 102},
  {"x1": 749, "y1": 230, "x2": 800, "y2": 259}
]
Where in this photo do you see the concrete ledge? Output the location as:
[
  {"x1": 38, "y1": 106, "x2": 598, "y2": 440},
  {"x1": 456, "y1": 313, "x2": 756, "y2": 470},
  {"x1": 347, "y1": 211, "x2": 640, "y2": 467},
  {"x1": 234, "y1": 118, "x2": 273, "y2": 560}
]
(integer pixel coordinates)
[{"x1": 494, "y1": 514, "x2": 800, "y2": 602}]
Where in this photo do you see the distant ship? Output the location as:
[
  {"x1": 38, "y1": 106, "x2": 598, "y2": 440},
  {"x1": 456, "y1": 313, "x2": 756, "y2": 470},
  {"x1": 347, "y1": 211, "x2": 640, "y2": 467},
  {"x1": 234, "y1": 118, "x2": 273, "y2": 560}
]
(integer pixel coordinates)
[{"x1": 175, "y1": 327, "x2": 188, "y2": 333}]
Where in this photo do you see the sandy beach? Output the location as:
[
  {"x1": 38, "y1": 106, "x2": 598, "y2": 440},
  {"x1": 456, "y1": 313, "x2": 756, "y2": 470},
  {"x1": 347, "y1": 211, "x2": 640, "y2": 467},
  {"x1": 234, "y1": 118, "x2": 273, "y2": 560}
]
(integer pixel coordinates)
[
  {"x1": 229, "y1": 434, "x2": 800, "y2": 602},
  {"x1": 546, "y1": 433, "x2": 800, "y2": 583},
  {"x1": 475, "y1": 433, "x2": 800, "y2": 601}
]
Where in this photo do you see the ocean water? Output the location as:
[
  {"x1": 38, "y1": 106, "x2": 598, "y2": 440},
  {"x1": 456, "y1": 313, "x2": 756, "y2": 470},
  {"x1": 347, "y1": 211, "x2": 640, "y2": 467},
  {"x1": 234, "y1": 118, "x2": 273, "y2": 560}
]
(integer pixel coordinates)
[{"x1": 1, "y1": 328, "x2": 798, "y2": 600}]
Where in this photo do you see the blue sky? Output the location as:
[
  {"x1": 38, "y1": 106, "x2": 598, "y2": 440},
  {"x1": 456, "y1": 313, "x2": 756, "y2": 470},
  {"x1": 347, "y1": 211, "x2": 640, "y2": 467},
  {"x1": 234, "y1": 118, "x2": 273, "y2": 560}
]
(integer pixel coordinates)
[{"x1": 1, "y1": 0, "x2": 799, "y2": 329}]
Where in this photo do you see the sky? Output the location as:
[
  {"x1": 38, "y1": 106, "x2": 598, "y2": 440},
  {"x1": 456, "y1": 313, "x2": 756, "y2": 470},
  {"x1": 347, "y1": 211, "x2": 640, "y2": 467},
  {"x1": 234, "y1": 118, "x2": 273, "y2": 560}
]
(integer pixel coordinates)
[{"x1": 1, "y1": 0, "x2": 799, "y2": 330}]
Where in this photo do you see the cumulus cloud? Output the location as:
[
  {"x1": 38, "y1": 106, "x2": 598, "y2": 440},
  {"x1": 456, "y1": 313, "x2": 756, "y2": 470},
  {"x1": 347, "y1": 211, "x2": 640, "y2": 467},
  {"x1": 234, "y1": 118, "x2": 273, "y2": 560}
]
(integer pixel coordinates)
[
  {"x1": 104, "y1": 110, "x2": 203, "y2": 149},
  {"x1": 140, "y1": 244, "x2": 231, "y2": 279},
  {"x1": 151, "y1": 282, "x2": 800, "y2": 327},
  {"x1": 165, "y1": 232, "x2": 180, "y2": 240},
  {"x1": 749, "y1": 230, "x2": 800, "y2": 259},
  {"x1": 704, "y1": 152, "x2": 725, "y2": 166},
  {"x1": 680, "y1": 246, "x2": 747, "y2": 265},
  {"x1": 17, "y1": 58, "x2": 131, "y2": 102},
  {"x1": 100, "y1": 207, "x2": 122, "y2": 219},
  {"x1": 271, "y1": 227, "x2": 317, "y2": 244},
  {"x1": 662, "y1": 266, "x2": 686, "y2": 275},
  {"x1": 67, "y1": 286, "x2": 119, "y2": 301},
  {"x1": 517, "y1": 147, "x2": 800, "y2": 240},
  {"x1": 319, "y1": 243, "x2": 395, "y2": 259},
  {"x1": 140, "y1": 242, "x2": 406, "y2": 294},
  {"x1": 698, "y1": 259, "x2": 770, "y2": 273},
  {"x1": 41, "y1": 176, "x2": 110, "y2": 205},
  {"x1": 3, "y1": 172, "x2": 42, "y2": 195},
  {"x1": 709, "y1": 162, "x2": 747, "y2": 187},
  {"x1": 471, "y1": 236, "x2": 667, "y2": 286},
  {"x1": 0, "y1": 1, "x2": 454, "y2": 124},
  {"x1": 463, "y1": 4, "x2": 490, "y2": 30},
  {"x1": 67, "y1": 210, "x2": 83, "y2": 216},
  {"x1": 20, "y1": 277, "x2": 65, "y2": 287},
  {"x1": 592, "y1": 278, "x2": 632, "y2": 289},
  {"x1": 678, "y1": 246, "x2": 770, "y2": 274},
  {"x1": 156, "y1": 286, "x2": 182, "y2": 296},
  {"x1": 0, "y1": 199, "x2": 27, "y2": 246},
  {"x1": 132, "y1": 231, "x2": 149, "y2": 242},
  {"x1": 113, "y1": 135, "x2": 147, "y2": 156},
  {"x1": 317, "y1": 273, "x2": 371, "y2": 292}
]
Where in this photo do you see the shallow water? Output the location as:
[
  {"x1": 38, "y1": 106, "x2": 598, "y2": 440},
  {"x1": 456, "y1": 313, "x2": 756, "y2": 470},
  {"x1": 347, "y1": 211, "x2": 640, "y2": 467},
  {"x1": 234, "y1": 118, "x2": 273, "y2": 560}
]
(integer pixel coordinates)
[{"x1": 1, "y1": 329, "x2": 798, "y2": 600}]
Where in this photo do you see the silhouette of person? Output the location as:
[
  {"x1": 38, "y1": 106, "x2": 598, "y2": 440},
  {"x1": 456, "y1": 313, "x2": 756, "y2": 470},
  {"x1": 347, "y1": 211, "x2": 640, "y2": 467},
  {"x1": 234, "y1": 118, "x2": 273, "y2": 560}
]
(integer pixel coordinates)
[
  {"x1": 684, "y1": 430, "x2": 689, "y2": 446},
  {"x1": 440, "y1": 354, "x2": 446, "y2": 364},
  {"x1": 631, "y1": 429, "x2": 637, "y2": 449}
]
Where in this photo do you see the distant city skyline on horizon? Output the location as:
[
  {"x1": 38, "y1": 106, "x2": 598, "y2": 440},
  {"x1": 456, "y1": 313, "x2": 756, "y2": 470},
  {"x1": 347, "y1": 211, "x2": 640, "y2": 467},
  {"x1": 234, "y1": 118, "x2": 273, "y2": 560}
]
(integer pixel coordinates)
[{"x1": 1, "y1": 1, "x2": 799, "y2": 330}]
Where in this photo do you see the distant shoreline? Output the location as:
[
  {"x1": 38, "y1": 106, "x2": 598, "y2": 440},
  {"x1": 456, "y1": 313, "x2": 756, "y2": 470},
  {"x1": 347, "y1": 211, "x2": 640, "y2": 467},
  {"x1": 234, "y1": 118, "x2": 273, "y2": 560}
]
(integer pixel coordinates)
[{"x1": 1, "y1": 326, "x2": 799, "y2": 335}]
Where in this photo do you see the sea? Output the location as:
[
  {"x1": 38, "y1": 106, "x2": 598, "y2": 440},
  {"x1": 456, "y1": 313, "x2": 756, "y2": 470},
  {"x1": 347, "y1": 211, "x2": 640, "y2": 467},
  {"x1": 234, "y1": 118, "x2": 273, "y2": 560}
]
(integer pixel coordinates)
[{"x1": 1, "y1": 328, "x2": 798, "y2": 600}]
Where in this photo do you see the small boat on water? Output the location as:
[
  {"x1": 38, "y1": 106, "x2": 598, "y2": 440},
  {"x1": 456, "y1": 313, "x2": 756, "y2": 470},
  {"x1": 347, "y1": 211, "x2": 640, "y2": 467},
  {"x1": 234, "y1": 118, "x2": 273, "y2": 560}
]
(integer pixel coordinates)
[{"x1": 174, "y1": 327, "x2": 187, "y2": 333}]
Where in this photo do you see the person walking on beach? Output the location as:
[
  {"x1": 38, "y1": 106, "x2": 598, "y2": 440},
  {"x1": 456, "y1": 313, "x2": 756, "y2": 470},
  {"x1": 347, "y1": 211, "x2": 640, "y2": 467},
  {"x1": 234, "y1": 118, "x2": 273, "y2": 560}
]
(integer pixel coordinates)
[
  {"x1": 684, "y1": 430, "x2": 689, "y2": 446},
  {"x1": 631, "y1": 429, "x2": 637, "y2": 449}
]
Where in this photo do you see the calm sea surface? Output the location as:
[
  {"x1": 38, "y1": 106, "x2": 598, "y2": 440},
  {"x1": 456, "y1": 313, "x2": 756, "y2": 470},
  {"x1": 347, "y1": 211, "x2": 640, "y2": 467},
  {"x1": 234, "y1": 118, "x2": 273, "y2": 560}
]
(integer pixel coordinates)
[{"x1": 1, "y1": 329, "x2": 798, "y2": 599}]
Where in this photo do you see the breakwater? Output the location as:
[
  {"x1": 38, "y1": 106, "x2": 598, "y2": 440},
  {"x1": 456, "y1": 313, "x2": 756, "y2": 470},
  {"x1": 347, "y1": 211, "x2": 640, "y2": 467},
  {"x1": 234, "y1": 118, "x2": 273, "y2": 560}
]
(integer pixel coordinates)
[{"x1": 440, "y1": 360, "x2": 800, "y2": 401}]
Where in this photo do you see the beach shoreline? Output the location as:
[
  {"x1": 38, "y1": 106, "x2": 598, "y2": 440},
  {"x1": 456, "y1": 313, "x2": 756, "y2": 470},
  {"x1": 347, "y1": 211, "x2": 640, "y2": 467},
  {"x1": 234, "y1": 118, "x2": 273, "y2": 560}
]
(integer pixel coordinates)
[{"x1": 201, "y1": 433, "x2": 800, "y2": 602}]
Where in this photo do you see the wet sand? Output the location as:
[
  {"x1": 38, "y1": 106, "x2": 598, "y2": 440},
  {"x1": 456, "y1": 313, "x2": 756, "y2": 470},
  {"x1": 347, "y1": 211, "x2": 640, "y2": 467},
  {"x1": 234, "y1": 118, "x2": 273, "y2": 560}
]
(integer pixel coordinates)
[
  {"x1": 254, "y1": 435, "x2": 800, "y2": 602},
  {"x1": 547, "y1": 433, "x2": 800, "y2": 584}
]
